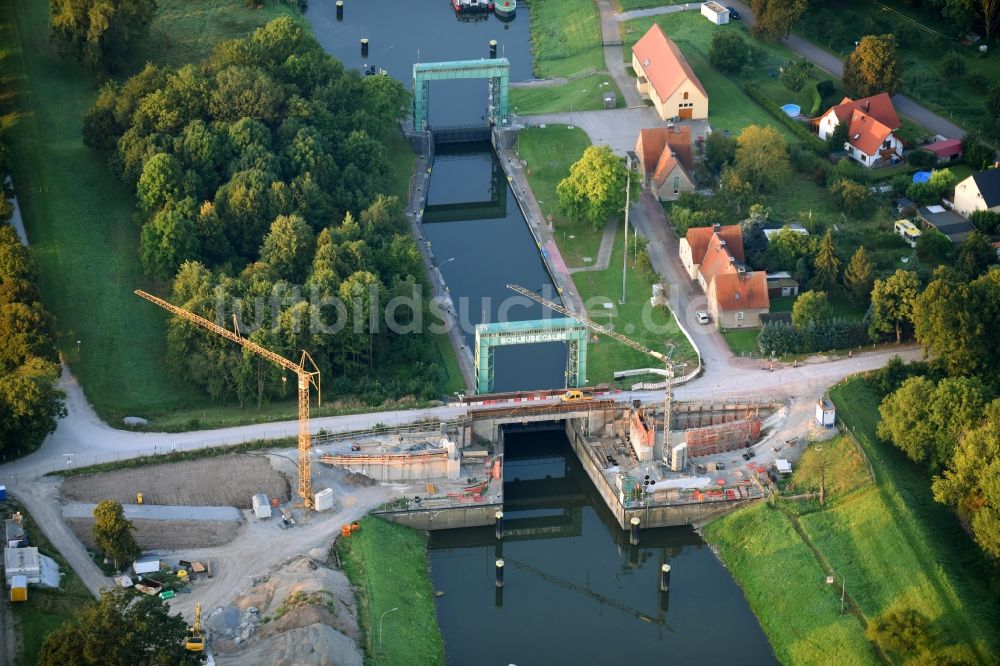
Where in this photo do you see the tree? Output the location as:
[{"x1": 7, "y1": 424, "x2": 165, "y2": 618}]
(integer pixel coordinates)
[
  {"x1": 827, "y1": 122, "x2": 849, "y2": 155},
  {"x1": 831, "y1": 178, "x2": 872, "y2": 216},
  {"x1": 811, "y1": 230, "x2": 840, "y2": 291},
  {"x1": 916, "y1": 230, "x2": 952, "y2": 266},
  {"x1": 865, "y1": 608, "x2": 935, "y2": 656},
  {"x1": 937, "y1": 51, "x2": 967, "y2": 81},
  {"x1": 733, "y1": 125, "x2": 790, "y2": 193},
  {"x1": 843, "y1": 34, "x2": 903, "y2": 97},
  {"x1": 260, "y1": 214, "x2": 315, "y2": 283},
  {"x1": 977, "y1": 0, "x2": 1000, "y2": 42},
  {"x1": 844, "y1": 246, "x2": 874, "y2": 305},
  {"x1": 970, "y1": 209, "x2": 1000, "y2": 235},
  {"x1": 92, "y1": 500, "x2": 140, "y2": 570},
  {"x1": 758, "y1": 320, "x2": 802, "y2": 356},
  {"x1": 961, "y1": 135, "x2": 996, "y2": 171},
  {"x1": 913, "y1": 267, "x2": 1000, "y2": 378},
  {"x1": 751, "y1": 0, "x2": 807, "y2": 41},
  {"x1": 957, "y1": 230, "x2": 997, "y2": 278},
  {"x1": 50, "y1": 0, "x2": 157, "y2": 72},
  {"x1": 39, "y1": 587, "x2": 197, "y2": 666},
  {"x1": 709, "y1": 32, "x2": 755, "y2": 74},
  {"x1": 877, "y1": 376, "x2": 987, "y2": 469},
  {"x1": 933, "y1": 400, "x2": 1000, "y2": 558},
  {"x1": 869, "y1": 269, "x2": 919, "y2": 343},
  {"x1": 792, "y1": 290, "x2": 832, "y2": 328},
  {"x1": 703, "y1": 131, "x2": 737, "y2": 174},
  {"x1": 780, "y1": 59, "x2": 812, "y2": 92},
  {"x1": 140, "y1": 205, "x2": 199, "y2": 280},
  {"x1": 557, "y1": 145, "x2": 627, "y2": 230}
]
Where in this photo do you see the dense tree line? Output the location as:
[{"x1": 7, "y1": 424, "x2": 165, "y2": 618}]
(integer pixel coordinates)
[
  {"x1": 84, "y1": 18, "x2": 443, "y2": 405},
  {"x1": 0, "y1": 142, "x2": 67, "y2": 459}
]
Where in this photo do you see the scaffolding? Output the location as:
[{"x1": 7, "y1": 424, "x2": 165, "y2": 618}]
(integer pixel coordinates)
[{"x1": 684, "y1": 418, "x2": 762, "y2": 458}]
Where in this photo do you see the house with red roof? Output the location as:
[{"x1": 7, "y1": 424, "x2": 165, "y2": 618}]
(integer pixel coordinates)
[
  {"x1": 635, "y1": 125, "x2": 695, "y2": 201},
  {"x1": 680, "y1": 224, "x2": 769, "y2": 327},
  {"x1": 631, "y1": 24, "x2": 708, "y2": 121},
  {"x1": 816, "y1": 93, "x2": 903, "y2": 168}
]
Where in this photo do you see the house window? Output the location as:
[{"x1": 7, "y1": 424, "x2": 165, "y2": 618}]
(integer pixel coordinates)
[
  {"x1": 673, "y1": 175, "x2": 680, "y2": 195},
  {"x1": 883, "y1": 139, "x2": 891, "y2": 149},
  {"x1": 736, "y1": 312, "x2": 745, "y2": 320},
  {"x1": 683, "y1": 92, "x2": 689, "y2": 100}
]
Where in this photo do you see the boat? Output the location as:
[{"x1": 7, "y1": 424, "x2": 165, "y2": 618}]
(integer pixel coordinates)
[
  {"x1": 452, "y1": 0, "x2": 495, "y2": 12},
  {"x1": 493, "y1": 0, "x2": 515, "y2": 18}
]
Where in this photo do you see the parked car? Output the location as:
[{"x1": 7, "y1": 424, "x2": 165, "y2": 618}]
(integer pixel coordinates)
[
  {"x1": 726, "y1": 6, "x2": 741, "y2": 19},
  {"x1": 696, "y1": 311, "x2": 710, "y2": 324}
]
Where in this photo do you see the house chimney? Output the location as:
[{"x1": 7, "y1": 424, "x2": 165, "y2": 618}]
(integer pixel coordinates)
[
  {"x1": 712, "y1": 223, "x2": 721, "y2": 234},
  {"x1": 863, "y1": 101, "x2": 870, "y2": 112}
]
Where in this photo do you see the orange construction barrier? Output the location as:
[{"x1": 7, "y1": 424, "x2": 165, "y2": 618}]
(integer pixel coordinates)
[{"x1": 341, "y1": 524, "x2": 352, "y2": 537}]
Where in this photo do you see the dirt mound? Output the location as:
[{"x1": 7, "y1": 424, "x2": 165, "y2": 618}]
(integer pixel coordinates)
[
  {"x1": 61, "y1": 456, "x2": 289, "y2": 508},
  {"x1": 210, "y1": 555, "x2": 361, "y2": 666},
  {"x1": 66, "y1": 517, "x2": 242, "y2": 550}
]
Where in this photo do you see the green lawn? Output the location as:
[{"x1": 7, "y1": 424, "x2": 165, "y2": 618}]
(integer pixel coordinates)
[
  {"x1": 828, "y1": 377, "x2": 1000, "y2": 663},
  {"x1": 336, "y1": 517, "x2": 444, "y2": 666},
  {"x1": 516, "y1": 125, "x2": 600, "y2": 265},
  {"x1": 704, "y1": 503, "x2": 880, "y2": 666},
  {"x1": 794, "y1": 0, "x2": 1000, "y2": 141},
  {"x1": 572, "y1": 222, "x2": 698, "y2": 381},
  {"x1": 771, "y1": 292, "x2": 867, "y2": 320},
  {"x1": 2, "y1": 500, "x2": 93, "y2": 664},
  {"x1": 529, "y1": 0, "x2": 605, "y2": 79},
  {"x1": 510, "y1": 74, "x2": 620, "y2": 115},
  {"x1": 721, "y1": 327, "x2": 760, "y2": 356}
]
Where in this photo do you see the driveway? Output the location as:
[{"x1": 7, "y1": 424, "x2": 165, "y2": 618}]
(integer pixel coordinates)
[{"x1": 520, "y1": 108, "x2": 663, "y2": 155}]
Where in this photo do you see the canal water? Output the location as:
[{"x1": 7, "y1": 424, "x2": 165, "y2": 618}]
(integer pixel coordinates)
[
  {"x1": 302, "y1": 6, "x2": 775, "y2": 662},
  {"x1": 429, "y1": 431, "x2": 777, "y2": 665}
]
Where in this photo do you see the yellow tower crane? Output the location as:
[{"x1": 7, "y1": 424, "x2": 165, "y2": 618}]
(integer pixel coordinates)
[
  {"x1": 506, "y1": 284, "x2": 677, "y2": 432},
  {"x1": 135, "y1": 290, "x2": 321, "y2": 509}
]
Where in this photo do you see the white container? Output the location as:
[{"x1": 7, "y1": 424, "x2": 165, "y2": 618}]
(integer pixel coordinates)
[
  {"x1": 314, "y1": 488, "x2": 335, "y2": 512},
  {"x1": 252, "y1": 493, "x2": 272, "y2": 519},
  {"x1": 815, "y1": 399, "x2": 836, "y2": 427},
  {"x1": 132, "y1": 558, "x2": 160, "y2": 576},
  {"x1": 701, "y1": 1, "x2": 730, "y2": 24}
]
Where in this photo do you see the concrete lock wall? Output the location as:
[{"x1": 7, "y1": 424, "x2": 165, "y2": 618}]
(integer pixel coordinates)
[{"x1": 376, "y1": 503, "x2": 502, "y2": 530}]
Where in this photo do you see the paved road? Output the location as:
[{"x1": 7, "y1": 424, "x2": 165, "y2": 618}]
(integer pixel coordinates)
[
  {"x1": 521, "y1": 108, "x2": 663, "y2": 156},
  {"x1": 597, "y1": 0, "x2": 646, "y2": 108},
  {"x1": 617, "y1": 3, "x2": 697, "y2": 21}
]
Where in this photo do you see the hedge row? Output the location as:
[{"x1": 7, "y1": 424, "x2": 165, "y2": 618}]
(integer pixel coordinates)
[{"x1": 742, "y1": 84, "x2": 828, "y2": 156}]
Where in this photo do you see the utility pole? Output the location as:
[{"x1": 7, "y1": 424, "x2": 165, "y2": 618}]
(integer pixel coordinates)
[{"x1": 620, "y1": 160, "x2": 630, "y2": 305}]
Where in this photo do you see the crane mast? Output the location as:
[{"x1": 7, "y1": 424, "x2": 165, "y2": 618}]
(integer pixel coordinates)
[
  {"x1": 135, "y1": 289, "x2": 321, "y2": 509},
  {"x1": 507, "y1": 283, "x2": 675, "y2": 431}
]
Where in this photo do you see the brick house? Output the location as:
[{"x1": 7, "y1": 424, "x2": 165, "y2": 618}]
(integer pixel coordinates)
[
  {"x1": 631, "y1": 24, "x2": 708, "y2": 121},
  {"x1": 635, "y1": 125, "x2": 695, "y2": 202}
]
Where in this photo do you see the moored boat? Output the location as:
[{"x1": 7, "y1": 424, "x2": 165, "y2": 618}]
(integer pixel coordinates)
[
  {"x1": 493, "y1": 0, "x2": 515, "y2": 18},
  {"x1": 452, "y1": 0, "x2": 495, "y2": 11}
]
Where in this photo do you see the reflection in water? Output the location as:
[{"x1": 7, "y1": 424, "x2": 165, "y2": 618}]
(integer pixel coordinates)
[{"x1": 429, "y1": 431, "x2": 777, "y2": 665}]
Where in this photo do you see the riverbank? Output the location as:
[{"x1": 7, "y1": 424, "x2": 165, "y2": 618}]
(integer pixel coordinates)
[
  {"x1": 703, "y1": 378, "x2": 1000, "y2": 665},
  {"x1": 336, "y1": 517, "x2": 444, "y2": 665}
]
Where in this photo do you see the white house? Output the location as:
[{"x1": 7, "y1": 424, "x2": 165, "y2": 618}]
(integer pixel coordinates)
[
  {"x1": 953, "y1": 169, "x2": 1000, "y2": 218},
  {"x1": 816, "y1": 93, "x2": 903, "y2": 168}
]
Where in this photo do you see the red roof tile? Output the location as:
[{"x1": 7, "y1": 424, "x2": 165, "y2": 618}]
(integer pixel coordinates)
[
  {"x1": 632, "y1": 24, "x2": 708, "y2": 102},
  {"x1": 711, "y1": 272, "x2": 771, "y2": 311},
  {"x1": 847, "y1": 109, "x2": 894, "y2": 157},
  {"x1": 685, "y1": 225, "x2": 744, "y2": 265},
  {"x1": 825, "y1": 93, "x2": 899, "y2": 130}
]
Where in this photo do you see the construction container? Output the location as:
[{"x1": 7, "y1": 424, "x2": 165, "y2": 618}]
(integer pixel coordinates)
[
  {"x1": 0, "y1": 485, "x2": 6, "y2": 500},
  {"x1": 4, "y1": 547, "x2": 40, "y2": 585},
  {"x1": 132, "y1": 558, "x2": 160, "y2": 576},
  {"x1": 314, "y1": 488, "x2": 335, "y2": 512},
  {"x1": 815, "y1": 399, "x2": 836, "y2": 428},
  {"x1": 252, "y1": 494, "x2": 272, "y2": 519},
  {"x1": 701, "y1": 1, "x2": 730, "y2": 24},
  {"x1": 10, "y1": 575, "x2": 26, "y2": 603}
]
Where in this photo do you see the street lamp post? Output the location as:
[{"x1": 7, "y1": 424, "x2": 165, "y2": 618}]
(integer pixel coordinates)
[
  {"x1": 569, "y1": 89, "x2": 589, "y2": 125},
  {"x1": 379, "y1": 607, "x2": 399, "y2": 647}
]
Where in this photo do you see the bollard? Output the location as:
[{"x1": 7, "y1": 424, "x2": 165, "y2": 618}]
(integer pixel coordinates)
[
  {"x1": 495, "y1": 586, "x2": 504, "y2": 608},
  {"x1": 660, "y1": 563, "x2": 671, "y2": 592},
  {"x1": 629, "y1": 516, "x2": 641, "y2": 546},
  {"x1": 489, "y1": 39, "x2": 497, "y2": 58},
  {"x1": 336, "y1": 0, "x2": 343, "y2": 19},
  {"x1": 495, "y1": 510, "x2": 504, "y2": 540},
  {"x1": 361, "y1": 38, "x2": 369, "y2": 57},
  {"x1": 495, "y1": 559, "x2": 505, "y2": 588}
]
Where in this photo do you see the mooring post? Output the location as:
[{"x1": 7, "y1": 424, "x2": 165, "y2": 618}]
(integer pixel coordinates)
[
  {"x1": 489, "y1": 40, "x2": 497, "y2": 58},
  {"x1": 495, "y1": 510, "x2": 504, "y2": 540},
  {"x1": 495, "y1": 559, "x2": 505, "y2": 588},
  {"x1": 629, "y1": 516, "x2": 641, "y2": 546},
  {"x1": 336, "y1": 0, "x2": 343, "y2": 19},
  {"x1": 660, "y1": 563, "x2": 671, "y2": 592},
  {"x1": 361, "y1": 38, "x2": 369, "y2": 57}
]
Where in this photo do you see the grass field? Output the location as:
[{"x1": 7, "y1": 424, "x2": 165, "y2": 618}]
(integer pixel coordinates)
[
  {"x1": 2, "y1": 500, "x2": 92, "y2": 664},
  {"x1": 336, "y1": 517, "x2": 444, "y2": 666},
  {"x1": 828, "y1": 377, "x2": 1000, "y2": 663},
  {"x1": 510, "y1": 74, "x2": 620, "y2": 115},
  {"x1": 703, "y1": 503, "x2": 880, "y2": 666},
  {"x1": 515, "y1": 125, "x2": 600, "y2": 265},
  {"x1": 528, "y1": 0, "x2": 605, "y2": 79},
  {"x1": 720, "y1": 328, "x2": 760, "y2": 356},
  {"x1": 572, "y1": 222, "x2": 698, "y2": 381}
]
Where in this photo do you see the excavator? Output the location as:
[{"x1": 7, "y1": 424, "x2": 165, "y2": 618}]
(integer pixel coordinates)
[{"x1": 185, "y1": 603, "x2": 205, "y2": 652}]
